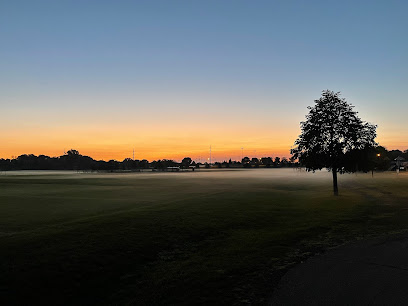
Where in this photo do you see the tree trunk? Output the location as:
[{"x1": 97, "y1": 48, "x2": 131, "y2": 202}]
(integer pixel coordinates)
[{"x1": 332, "y1": 168, "x2": 338, "y2": 196}]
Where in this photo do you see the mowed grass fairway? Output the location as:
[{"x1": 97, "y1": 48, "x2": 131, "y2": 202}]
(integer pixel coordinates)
[{"x1": 1, "y1": 169, "x2": 408, "y2": 305}]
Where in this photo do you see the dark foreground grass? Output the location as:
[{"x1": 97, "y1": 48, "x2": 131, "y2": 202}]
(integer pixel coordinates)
[{"x1": 1, "y1": 169, "x2": 408, "y2": 305}]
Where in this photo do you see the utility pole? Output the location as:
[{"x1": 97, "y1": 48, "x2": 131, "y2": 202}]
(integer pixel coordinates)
[
  {"x1": 133, "y1": 148, "x2": 134, "y2": 160},
  {"x1": 241, "y1": 147, "x2": 243, "y2": 161},
  {"x1": 209, "y1": 145, "x2": 212, "y2": 165}
]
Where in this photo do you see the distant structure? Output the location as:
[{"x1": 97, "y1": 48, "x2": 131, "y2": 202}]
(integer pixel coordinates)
[{"x1": 394, "y1": 156, "x2": 406, "y2": 172}]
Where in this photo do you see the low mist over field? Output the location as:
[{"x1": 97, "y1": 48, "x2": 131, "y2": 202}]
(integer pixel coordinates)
[{"x1": 1, "y1": 169, "x2": 408, "y2": 304}]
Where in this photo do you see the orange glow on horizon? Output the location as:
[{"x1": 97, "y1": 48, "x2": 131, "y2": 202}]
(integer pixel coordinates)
[
  {"x1": 1, "y1": 108, "x2": 406, "y2": 162},
  {"x1": 0, "y1": 127, "x2": 294, "y2": 162},
  {"x1": 0, "y1": 143, "x2": 293, "y2": 162},
  {"x1": 1, "y1": 124, "x2": 406, "y2": 162}
]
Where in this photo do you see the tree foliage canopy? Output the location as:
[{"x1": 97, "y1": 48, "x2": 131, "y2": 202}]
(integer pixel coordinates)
[{"x1": 291, "y1": 90, "x2": 377, "y2": 174}]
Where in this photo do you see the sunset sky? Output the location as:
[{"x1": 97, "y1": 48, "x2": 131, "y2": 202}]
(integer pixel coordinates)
[{"x1": 1, "y1": 1, "x2": 407, "y2": 161}]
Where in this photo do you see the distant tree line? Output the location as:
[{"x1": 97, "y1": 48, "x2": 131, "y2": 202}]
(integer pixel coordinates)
[{"x1": 0, "y1": 147, "x2": 405, "y2": 172}]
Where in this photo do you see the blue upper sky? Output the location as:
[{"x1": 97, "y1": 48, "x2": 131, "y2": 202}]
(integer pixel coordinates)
[{"x1": 1, "y1": 0, "x2": 407, "y2": 159}]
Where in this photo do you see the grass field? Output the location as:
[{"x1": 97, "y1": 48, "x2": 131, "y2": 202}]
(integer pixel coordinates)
[{"x1": 1, "y1": 169, "x2": 408, "y2": 305}]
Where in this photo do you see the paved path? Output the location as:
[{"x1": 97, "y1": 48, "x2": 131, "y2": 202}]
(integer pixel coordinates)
[{"x1": 271, "y1": 233, "x2": 408, "y2": 305}]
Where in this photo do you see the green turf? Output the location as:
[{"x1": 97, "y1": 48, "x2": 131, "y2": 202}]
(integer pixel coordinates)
[{"x1": 1, "y1": 169, "x2": 408, "y2": 305}]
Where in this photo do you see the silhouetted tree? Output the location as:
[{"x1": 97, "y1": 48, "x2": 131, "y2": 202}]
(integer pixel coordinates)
[
  {"x1": 261, "y1": 157, "x2": 273, "y2": 167},
  {"x1": 139, "y1": 159, "x2": 149, "y2": 169},
  {"x1": 181, "y1": 157, "x2": 192, "y2": 169},
  {"x1": 122, "y1": 158, "x2": 135, "y2": 170},
  {"x1": 291, "y1": 90, "x2": 377, "y2": 196},
  {"x1": 0, "y1": 159, "x2": 11, "y2": 171},
  {"x1": 67, "y1": 149, "x2": 79, "y2": 156},
  {"x1": 388, "y1": 150, "x2": 403, "y2": 160},
  {"x1": 60, "y1": 149, "x2": 82, "y2": 170},
  {"x1": 251, "y1": 157, "x2": 260, "y2": 168},
  {"x1": 242, "y1": 156, "x2": 250, "y2": 168},
  {"x1": 107, "y1": 160, "x2": 119, "y2": 172}
]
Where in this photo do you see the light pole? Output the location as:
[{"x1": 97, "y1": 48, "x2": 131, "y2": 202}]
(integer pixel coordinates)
[{"x1": 372, "y1": 153, "x2": 381, "y2": 177}]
